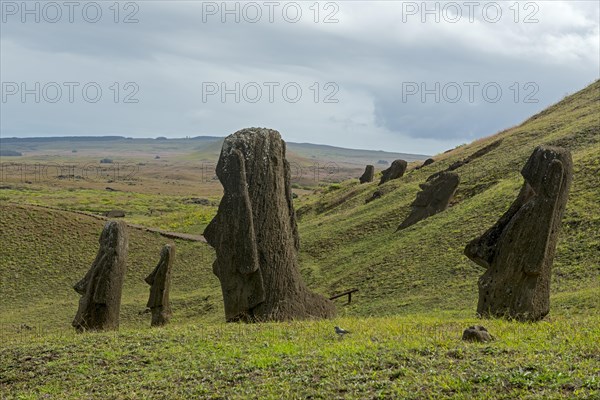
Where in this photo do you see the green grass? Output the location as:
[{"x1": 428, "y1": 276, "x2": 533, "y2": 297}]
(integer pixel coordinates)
[
  {"x1": 1, "y1": 80, "x2": 599, "y2": 398},
  {"x1": 1, "y1": 315, "x2": 598, "y2": 399}
]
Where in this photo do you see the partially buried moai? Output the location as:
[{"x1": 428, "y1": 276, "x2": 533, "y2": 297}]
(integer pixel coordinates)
[
  {"x1": 204, "y1": 127, "x2": 336, "y2": 322},
  {"x1": 145, "y1": 244, "x2": 174, "y2": 327},
  {"x1": 379, "y1": 159, "x2": 407, "y2": 185},
  {"x1": 359, "y1": 165, "x2": 375, "y2": 183},
  {"x1": 396, "y1": 171, "x2": 460, "y2": 231},
  {"x1": 464, "y1": 146, "x2": 573, "y2": 321},
  {"x1": 72, "y1": 221, "x2": 128, "y2": 332}
]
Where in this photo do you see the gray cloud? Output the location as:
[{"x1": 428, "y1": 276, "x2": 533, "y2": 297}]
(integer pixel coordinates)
[{"x1": 1, "y1": 1, "x2": 598, "y2": 154}]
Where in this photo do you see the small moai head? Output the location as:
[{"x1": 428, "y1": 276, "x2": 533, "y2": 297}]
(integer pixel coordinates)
[
  {"x1": 99, "y1": 221, "x2": 125, "y2": 249},
  {"x1": 360, "y1": 165, "x2": 375, "y2": 183},
  {"x1": 421, "y1": 172, "x2": 460, "y2": 209},
  {"x1": 521, "y1": 146, "x2": 572, "y2": 200}
]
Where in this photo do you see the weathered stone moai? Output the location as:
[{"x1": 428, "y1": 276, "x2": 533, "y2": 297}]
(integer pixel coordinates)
[
  {"x1": 204, "y1": 128, "x2": 336, "y2": 322},
  {"x1": 464, "y1": 146, "x2": 573, "y2": 321},
  {"x1": 397, "y1": 172, "x2": 460, "y2": 231},
  {"x1": 72, "y1": 221, "x2": 128, "y2": 332},
  {"x1": 415, "y1": 158, "x2": 435, "y2": 170},
  {"x1": 365, "y1": 189, "x2": 383, "y2": 204},
  {"x1": 359, "y1": 165, "x2": 375, "y2": 183},
  {"x1": 145, "y1": 244, "x2": 174, "y2": 327},
  {"x1": 379, "y1": 159, "x2": 407, "y2": 185},
  {"x1": 422, "y1": 158, "x2": 435, "y2": 167}
]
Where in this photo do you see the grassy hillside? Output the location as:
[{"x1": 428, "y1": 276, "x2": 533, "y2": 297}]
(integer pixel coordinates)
[
  {"x1": 296, "y1": 80, "x2": 600, "y2": 317},
  {"x1": 0, "y1": 204, "x2": 224, "y2": 331},
  {"x1": 1, "y1": 81, "x2": 599, "y2": 399}
]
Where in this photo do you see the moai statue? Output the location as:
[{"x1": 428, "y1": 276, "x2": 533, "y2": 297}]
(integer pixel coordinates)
[
  {"x1": 379, "y1": 159, "x2": 407, "y2": 185},
  {"x1": 416, "y1": 158, "x2": 435, "y2": 170},
  {"x1": 359, "y1": 165, "x2": 375, "y2": 183},
  {"x1": 422, "y1": 158, "x2": 435, "y2": 167},
  {"x1": 465, "y1": 146, "x2": 573, "y2": 321},
  {"x1": 397, "y1": 172, "x2": 460, "y2": 231},
  {"x1": 204, "y1": 127, "x2": 336, "y2": 322},
  {"x1": 145, "y1": 244, "x2": 174, "y2": 327},
  {"x1": 72, "y1": 221, "x2": 128, "y2": 332}
]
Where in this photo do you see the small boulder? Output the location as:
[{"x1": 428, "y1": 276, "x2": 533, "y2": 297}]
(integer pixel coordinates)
[
  {"x1": 462, "y1": 326, "x2": 494, "y2": 342},
  {"x1": 104, "y1": 210, "x2": 125, "y2": 218}
]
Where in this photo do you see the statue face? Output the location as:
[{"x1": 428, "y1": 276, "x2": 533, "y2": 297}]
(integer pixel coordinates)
[
  {"x1": 160, "y1": 245, "x2": 171, "y2": 260},
  {"x1": 100, "y1": 222, "x2": 121, "y2": 249},
  {"x1": 521, "y1": 147, "x2": 564, "y2": 197},
  {"x1": 413, "y1": 183, "x2": 432, "y2": 207},
  {"x1": 217, "y1": 149, "x2": 246, "y2": 196},
  {"x1": 414, "y1": 173, "x2": 459, "y2": 208}
]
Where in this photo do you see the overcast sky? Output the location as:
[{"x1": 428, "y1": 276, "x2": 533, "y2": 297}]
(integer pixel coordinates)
[{"x1": 1, "y1": 1, "x2": 598, "y2": 154}]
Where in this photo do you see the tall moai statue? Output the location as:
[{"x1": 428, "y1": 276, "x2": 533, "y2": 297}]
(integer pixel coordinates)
[
  {"x1": 204, "y1": 127, "x2": 336, "y2": 322},
  {"x1": 465, "y1": 146, "x2": 573, "y2": 321},
  {"x1": 359, "y1": 165, "x2": 375, "y2": 183},
  {"x1": 145, "y1": 244, "x2": 174, "y2": 327},
  {"x1": 72, "y1": 221, "x2": 128, "y2": 332}
]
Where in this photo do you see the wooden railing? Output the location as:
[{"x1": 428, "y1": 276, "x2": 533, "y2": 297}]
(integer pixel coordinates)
[{"x1": 329, "y1": 288, "x2": 359, "y2": 304}]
